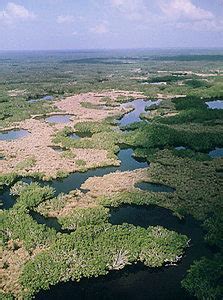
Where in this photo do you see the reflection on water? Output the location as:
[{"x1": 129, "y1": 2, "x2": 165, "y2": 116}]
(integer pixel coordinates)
[
  {"x1": 0, "y1": 129, "x2": 30, "y2": 141},
  {"x1": 1, "y1": 97, "x2": 211, "y2": 300},
  {"x1": 45, "y1": 115, "x2": 72, "y2": 123},
  {"x1": 175, "y1": 146, "x2": 187, "y2": 150},
  {"x1": 37, "y1": 205, "x2": 211, "y2": 300},
  {"x1": 209, "y1": 147, "x2": 223, "y2": 158},
  {"x1": 50, "y1": 148, "x2": 148, "y2": 196},
  {"x1": 69, "y1": 131, "x2": 93, "y2": 139},
  {"x1": 206, "y1": 100, "x2": 223, "y2": 109},
  {"x1": 0, "y1": 149, "x2": 148, "y2": 210},
  {"x1": 119, "y1": 99, "x2": 160, "y2": 126},
  {"x1": 28, "y1": 95, "x2": 54, "y2": 103}
]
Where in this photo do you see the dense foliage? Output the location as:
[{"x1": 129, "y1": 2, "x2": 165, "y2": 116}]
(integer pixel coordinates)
[{"x1": 1, "y1": 50, "x2": 223, "y2": 299}]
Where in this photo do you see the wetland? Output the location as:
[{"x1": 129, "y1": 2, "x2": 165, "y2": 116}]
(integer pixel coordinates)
[{"x1": 0, "y1": 49, "x2": 223, "y2": 300}]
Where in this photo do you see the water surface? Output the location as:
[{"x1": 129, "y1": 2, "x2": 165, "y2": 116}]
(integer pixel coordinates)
[
  {"x1": 36, "y1": 205, "x2": 212, "y2": 300},
  {"x1": 1, "y1": 97, "x2": 212, "y2": 300},
  {"x1": 0, "y1": 129, "x2": 29, "y2": 141},
  {"x1": 175, "y1": 146, "x2": 187, "y2": 150},
  {"x1": 208, "y1": 147, "x2": 223, "y2": 158},
  {"x1": 69, "y1": 132, "x2": 93, "y2": 139},
  {"x1": 206, "y1": 100, "x2": 223, "y2": 109},
  {"x1": 28, "y1": 95, "x2": 54, "y2": 103},
  {"x1": 50, "y1": 148, "x2": 148, "y2": 196},
  {"x1": 45, "y1": 115, "x2": 72, "y2": 123},
  {"x1": 119, "y1": 99, "x2": 160, "y2": 126}
]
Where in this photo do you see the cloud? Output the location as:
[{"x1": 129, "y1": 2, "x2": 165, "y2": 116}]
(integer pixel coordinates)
[
  {"x1": 90, "y1": 22, "x2": 109, "y2": 34},
  {"x1": 176, "y1": 19, "x2": 223, "y2": 32},
  {"x1": 159, "y1": 0, "x2": 214, "y2": 21},
  {"x1": 0, "y1": 2, "x2": 36, "y2": 24},
  {"x1": 110, "y1": 0, "x2": 149, "y2": 20},
  {"x1": 157, "y1": 0, "x2": 223, "y2": 33},
  {"x1": 57, "y1": 15, "x2": 75, "y2": 24}
]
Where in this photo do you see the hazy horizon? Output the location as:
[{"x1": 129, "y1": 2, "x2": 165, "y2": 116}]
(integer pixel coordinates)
[{"x1": 0, "y1": 1, "x2": 223, "y2": 51}]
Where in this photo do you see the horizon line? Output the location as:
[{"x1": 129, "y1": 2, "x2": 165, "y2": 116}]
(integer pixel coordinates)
[{"x1": 0, "y1": 47, "x2": 223, "y2": 53}]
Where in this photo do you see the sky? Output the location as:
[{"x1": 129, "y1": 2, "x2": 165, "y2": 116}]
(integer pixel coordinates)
[{"x1": 0, "y1": 0, "x2": 222, "y2": 50}]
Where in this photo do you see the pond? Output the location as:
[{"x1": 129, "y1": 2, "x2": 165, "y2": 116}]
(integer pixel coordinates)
[
  {"x1": 1, "y1": 98, "x2": 212, "y2": 300},
  {"x1": 28, "y1": 95, "x2": 54, "y2": 103},
  {"x1": 208, "y1": 147, "x2": 223, "y2": 158},
  {"x1": 68, "y1": 133, "x2": 80, "y2": 140},
  {"x1": 45, "y1": 115, "x2": 73, "y2": 123},
  {"x1": 119, "y1": 99, "x2": 160, "y2": 126},
  {"x1": 49, "y1": 148, "x2": 148, "y2": 196},
  {"x1": 141, "y1": 82, "x2": 167, "y2": 85},
  {"x1": 36, "y1": 205, "x2": 212, "y2": 300},
  {"x1": 0, "y1": 129, "x2": 30, "y2": 141},
  {"x1": 25, "y1": 148, "x2": 149, "y2": 232},
  {"x1": 69, "y1": 131, "x2": 93, "y2": 139},
  {"x1": 0, "y1": 190, "x2": 16, "y2": 210},
  {"x1": 205, "y1": 100, "x2": 223, "y2": 109},
  {"x1": 0, "y1": 148, "x2": 148, "y2": 210},
  {"x1": 175, "y1": 146, "x2": 187, "y2": 150}
]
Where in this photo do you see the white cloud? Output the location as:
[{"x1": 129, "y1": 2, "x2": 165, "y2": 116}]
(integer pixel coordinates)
[
  {"x1": 159, "y1": 0, "x2": 214, "y2": 21},
  {"x1": 90, "y1": 22, "x2": 109, "y2": 34},
  {"x1": 157, "y1": 0, "x2": 223, "y2": 33},
  {"x1": 176, "y1": 19, "x2": 223, "y2": 32},
  {"x1": 0, "y1": 2, "x2": 36, "y2": 24},
  {"x1": 110, "y1": 0, "x2": 149, "y2": 20},
  {"x1": 57, "y1": 15, "x2": 75, "y2": 24}
]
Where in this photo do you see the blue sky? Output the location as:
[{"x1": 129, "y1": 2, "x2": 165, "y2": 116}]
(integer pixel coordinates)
[{"x1": 0, "y1": 0, "x2": 222, "y2": 50}]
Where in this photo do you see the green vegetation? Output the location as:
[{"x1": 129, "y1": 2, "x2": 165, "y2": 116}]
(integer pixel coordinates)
[
  {"x1": 185, "y1": 78, "x2": 210, "y2": 88},
  {"x1": 15, "y1": 157, "x2": 37, "y2": 171},
  {"x1": 20, "y1": 224, "x2": 187, "y2": 298},
  {"x1": 182, "y1": 255, "x2": 223, "y2": 300},
  {"x1": 1, "y1": 183, "x2": 188, "y2": 298},
  {"x1": 58, "y1": 207, "x2": 110, "y2": 230},
  {"x1": 75, "y1": 159, "x2": 86, "y2": 167},
  {"x1": 124, "y1": 122, "x2": 223, "y2": 152},
  {"x1": 1, "y1": 50, "x2": 223, "y2": 299},
  {"x1": 0, "y1": 173, "x2": 18, "y2": 191},
  {"x1": 53, "y1": 120, "x2": 124, "y2": 159}
]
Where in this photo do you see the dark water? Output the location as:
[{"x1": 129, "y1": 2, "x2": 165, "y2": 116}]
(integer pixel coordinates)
[
  {"x1": 119, "y1": 99, "x2": 160, "y2": 126},
  {"x1": 50, "y1": 148, "x2": 148, "y2": 196},
  {"x1": 69, "y1": 132, "x2": 93, "y2": 139},
  {"x1": 36, "y1": 205, "x2": 212, "y2": 300},
  {"x1": 206, "y1": 100, "x2": 223, "y2": 109},
  {"x1": 68, "y1": 133, "x2": 81, "y2": 140},
  {"x1": 0, "y1": 190, "x2": 15, "y2": 209},
  {"x1": 45, "y1": 115, "x2": 72, "y2": 123},
  {"x1": 1, "y1": 98, "x2": 212, "y2": 299},
  {"x1": 28, "y1": 95, "x2": 54, "y2": 103},
  {"x1": 136, "y1": 181, "x2": 175, "y2": 193},
  {"x1": 175, "y1": 146, "x2": 187, "y2": 150},
  {"x1": 209, "y1": 147, "x2": 223, "y2": 158},
  {"x1": 0, "y1": 129, "x2": 30, "y2": 141},
  {"x1": 30, "y1": 210, "x2": 70, "y2": 233},
  {"x1": 0, "y1": 149, "x2": 148, "y2": 210},
  {"x1": 49, "y1": 145, "x2": 67, "y2": 152}
]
